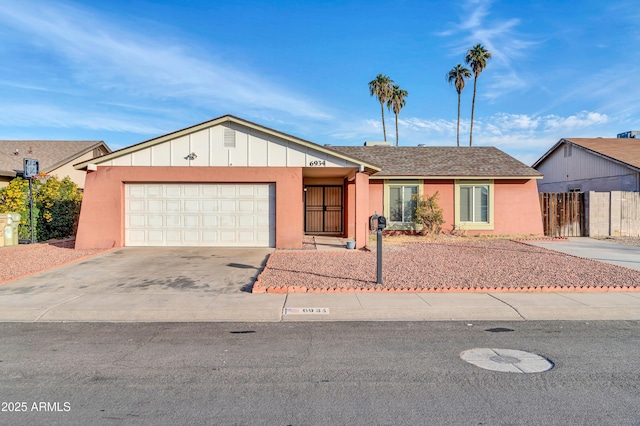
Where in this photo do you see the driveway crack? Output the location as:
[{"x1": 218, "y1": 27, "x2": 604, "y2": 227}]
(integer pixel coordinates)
[{"x1": 34, "y1": 294, "x2": 83, "y2": 322}]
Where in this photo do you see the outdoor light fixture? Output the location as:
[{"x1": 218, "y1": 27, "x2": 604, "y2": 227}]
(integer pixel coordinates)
[{"x1": 185, "y1": 152, "x2": 197, "y2": 160}]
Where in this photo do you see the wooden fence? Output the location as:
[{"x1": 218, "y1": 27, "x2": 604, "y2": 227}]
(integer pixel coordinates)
[{"x1": 539, "y1": 192, "x2": 584, "y2": 237}]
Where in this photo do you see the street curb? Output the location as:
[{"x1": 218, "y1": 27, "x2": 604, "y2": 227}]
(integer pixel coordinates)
[{"x1": 254, "y1": 284, "x2": 640, "y2": 294}]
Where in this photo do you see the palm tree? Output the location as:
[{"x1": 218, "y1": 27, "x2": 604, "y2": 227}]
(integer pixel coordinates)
[
  {"x1": 386, "y1": 84, "x2": 408, "y2": 146},
  {"x1": 465, "y1": 44, "x2": 491, "y2": 146},
  {"x1": 447, "y1": 64, "x2": 472, "y2": 147},
  {"x1": 368, "y1": 74, "x2": 394, "y2": 141}
]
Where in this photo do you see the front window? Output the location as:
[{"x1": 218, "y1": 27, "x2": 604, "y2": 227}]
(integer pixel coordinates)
[
  {"x1": 459, "y1": 185, "x2": 489, "y2": 223},
  {"x1": 389, "y1": 185, "x2": 418, "y2": 223},
  {"x1": 455, "y1": 180, "x2": 494, "y2": 230}
]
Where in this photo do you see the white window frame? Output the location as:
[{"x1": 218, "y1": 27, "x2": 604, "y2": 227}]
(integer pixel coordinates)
[{"x1": 454, "y1": 180, "x2": 494, "y2": 231}]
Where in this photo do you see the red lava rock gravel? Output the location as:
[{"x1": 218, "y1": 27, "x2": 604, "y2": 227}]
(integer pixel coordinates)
[
  {"x1": 0, "y1": 244, "x2": 107, "y2": 285},
  {"x1": 254, "y1": 239, "x2": 640, "y2": 293}
]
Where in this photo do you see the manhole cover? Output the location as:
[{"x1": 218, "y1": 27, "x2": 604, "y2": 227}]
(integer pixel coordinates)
[{"x1": 460, "y1": 348, "x2": 553, "y2": 373}]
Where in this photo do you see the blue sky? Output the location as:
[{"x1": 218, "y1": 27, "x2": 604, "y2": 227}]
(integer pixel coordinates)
[{"x1": 0, "y1": 0, "x2": 638, "y2": 165}]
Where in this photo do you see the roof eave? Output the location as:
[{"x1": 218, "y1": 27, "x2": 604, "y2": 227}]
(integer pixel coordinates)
[
  {"x1": 370, "y1": 174, "x2": 543, "y2": 180},
  {"x1": 74, "y1": 116, "x2": 380, "y2": 172},
  {"x1": 48, "y1": 141, "x2": 109, "y2": 172},
  {"x1": 532, "y1": 139, "x2": 565, "y2": 168}
]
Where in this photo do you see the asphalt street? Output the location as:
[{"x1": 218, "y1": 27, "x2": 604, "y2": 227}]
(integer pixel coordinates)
[{"x1": 1, "y1": 321, "x2": 639, "y2": 425}]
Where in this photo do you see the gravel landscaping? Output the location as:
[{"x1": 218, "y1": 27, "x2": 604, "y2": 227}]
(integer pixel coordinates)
[
  {"x1": 0, "y1": 243, "x2": 107, "y2": 285},
  {"x1": 254, "y1": 239, "x2": 640, "y2": 293}
]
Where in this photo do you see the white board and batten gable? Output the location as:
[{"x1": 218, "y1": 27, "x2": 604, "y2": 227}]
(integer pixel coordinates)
[{"x1": 95, "y1": 118, "x2": 362, "y2": 169}]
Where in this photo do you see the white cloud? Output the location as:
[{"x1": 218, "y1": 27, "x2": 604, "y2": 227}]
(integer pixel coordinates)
[
  {"x1": 0, "y1": 103, "x2": 168, "y2": 135},
  {"x1": 0, "y1": 1, "x2": 331, "y2": 121},
  {"x1": 543, "y1": 111, "x2": 608, "y2": 131},
  {"x1": 438, "y1": 0, "x2": 539, "y2": 100}
]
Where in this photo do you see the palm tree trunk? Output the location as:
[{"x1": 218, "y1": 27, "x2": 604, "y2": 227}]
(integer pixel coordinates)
[
  {"x1": 395, "y1": 112, "x2": 399, "y2": 146},
  {"x1": 380, "y1": 102, "x2": 387, "y2": 141},
  {"x1": 469, "y1": 76, "x2": 478, "y2": 147},
  {"x1": 456, "y1": 92, "x2": 461, "y2": 147}
]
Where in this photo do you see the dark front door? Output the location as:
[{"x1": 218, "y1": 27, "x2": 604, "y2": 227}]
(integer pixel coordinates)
[{"x1": 305, "y1": 186, "x2": 343, "y2": 233}]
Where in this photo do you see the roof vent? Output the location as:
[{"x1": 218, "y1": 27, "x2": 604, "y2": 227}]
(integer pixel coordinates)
[
  {"x1": 617, "y1": 131, "x2": 639, "y2": 138},
  {"x1": 324, "y1": 144, "x2": 332, "y2": 147},
  {"x1": 364, "y1": 141, "x2": 393, "y2": 146},
  {"x1": 417, "y1": 144, "x2": 426, "y2": 147},
  {"x1": 224, "y1": 128, "x2": 236, "y2": 148}
]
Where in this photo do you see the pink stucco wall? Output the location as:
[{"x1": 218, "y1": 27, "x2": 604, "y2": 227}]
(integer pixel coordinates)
[
  {"x1": 366, "y1": 178, "x2": 543, "y2": 236},
  {"x1": 344, "y1": 173, "x2": 371, "y2": 248},
  {"x1": 75, "y1": 166, "x2": 304, "y2": 249},
  {"x1": 423, "y1": 180, "x2": 455, "y2": 233},
  {"x1": 354, "y1": 173, "x2": 369, "y2": 248},
  {"x1": 492, "y1": 179, "x2": 543, "y2": 235},
  {"x1": 368, "y1": 181, "x2": 384, "y2": 218}
]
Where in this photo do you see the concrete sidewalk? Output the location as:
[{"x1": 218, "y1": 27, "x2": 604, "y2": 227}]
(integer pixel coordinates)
[{"x1": 1, "y1": 290, "x2": 639, "y2": 322}]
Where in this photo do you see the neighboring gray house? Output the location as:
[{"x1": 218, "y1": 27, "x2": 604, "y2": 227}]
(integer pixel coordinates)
[
  {"x1": 533, "y1": 136, "x2": 640, "y2": 193},
  {"x1": 0, "y1": 140, "x2": 111, "y2": 189}
]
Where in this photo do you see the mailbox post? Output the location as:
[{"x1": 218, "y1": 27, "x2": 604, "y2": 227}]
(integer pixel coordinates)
[
  {"x1": 376, "y1": 215, "x2": 386, "y2": 284},
  {"x1": 23, "y1": 158, "x2": 39, "y2": 244}
]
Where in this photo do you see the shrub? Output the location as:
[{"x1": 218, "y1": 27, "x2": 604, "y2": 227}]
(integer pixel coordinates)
[
  {"x1": 0, "y1": 176, "x2": 82, "y2": 241},
  {"x1": 412, "y1": 192, "x2": 445, "y2": 236}
]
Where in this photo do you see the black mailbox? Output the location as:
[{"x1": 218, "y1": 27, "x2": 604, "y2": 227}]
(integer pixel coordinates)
[{"x1": 377, "y1": 216, "x2": 387, "y2": 229}]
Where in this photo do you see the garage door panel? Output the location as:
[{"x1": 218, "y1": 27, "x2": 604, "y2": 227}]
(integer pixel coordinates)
[
  {"x1": 220, "y1": 200, "x2": 236, "y2": 212},
  {"x1": 166, "y1": 215, "x2": 181, "y2": 227},
  {"x1": 220, "y1": 186, "x2": 237, "y2": 198},
  {"x1": 165, "y1": 185, "x2": 181, "y2": 197},
  {"x1": 239, "y1": 200, "x2": 254, "y2": 211},
  {"x1": 238, "y1": 185, "x2": 255, "y2": 197},
  {"x1": 184, "y1": 200, "x2": 200, "y2": 212},
  {"x1": 183, "y1": 185, "x2": 199, "y2": 197},
  {"x1": 146, "y1": 185, "x2": 163, "y2": 198},
  {"x1": 166, "y1": 200, "x2": 180, "y2": 212},
  {"x1": 238, "y1": 216, "x2": 254, "y2": 227},
  {"x1": 147, "y1": 215, "x2": 163, "y2": 227},
  {"x1": 184, "y1": 215, "x2": 199, "y2": 227},
  {"x1": 125, "y1": 183, "x2": 274, "y2": 247},
  {"x1": 202, "y1": 200, "x2": 218, "y2": 212}
]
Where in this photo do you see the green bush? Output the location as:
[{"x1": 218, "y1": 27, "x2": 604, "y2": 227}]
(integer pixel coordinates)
[
  {"x1": 412, "y1": 192, "x2": 445, "y2": 236},
  {"x1": 0, "y1": 176, "x2": 82, "y2": 242}
]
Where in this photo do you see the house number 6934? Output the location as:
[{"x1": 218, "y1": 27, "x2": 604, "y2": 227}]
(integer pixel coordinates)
[{"x1": 309, "y1": 160, "x2": 326, "y2": 166}]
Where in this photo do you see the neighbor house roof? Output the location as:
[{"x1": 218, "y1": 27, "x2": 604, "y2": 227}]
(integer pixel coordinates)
[
  {"x1": 532, "y1": 138, "x2": 640, "y2": 171},
  {"x1": 329, "y1": 146, "x2": 542, "y2": 178},
  {"x1": 0, "y1": 140, "x2": 110, "y2": 178}
]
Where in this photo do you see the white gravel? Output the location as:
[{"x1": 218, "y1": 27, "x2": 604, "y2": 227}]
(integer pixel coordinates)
[{"x1": 257, "y1": 239, "x2": 640, "y2": 291}]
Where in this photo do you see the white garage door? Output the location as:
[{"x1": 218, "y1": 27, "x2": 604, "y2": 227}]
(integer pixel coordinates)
[{"x1": 125, "y1": 183, "x2": 275, "y2": 247}]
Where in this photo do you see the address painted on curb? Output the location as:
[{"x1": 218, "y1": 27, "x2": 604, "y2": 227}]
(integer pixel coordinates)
[{"x1": 283, "y1": 308, "x2": 330, "y2": 315}]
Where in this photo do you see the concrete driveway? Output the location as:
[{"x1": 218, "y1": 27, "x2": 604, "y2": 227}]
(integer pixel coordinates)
[
  {"x1": 524, "y1": 237, "x2": 640, "y2": 271},
  {"x1": 0, "y1": 247, "x2": 273, "y2": 295}
]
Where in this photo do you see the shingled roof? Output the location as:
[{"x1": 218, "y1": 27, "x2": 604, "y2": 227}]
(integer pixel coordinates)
[
  {"x1": 328, "y1": 146, "x2": 542, "y2": 178},
  {"x1": 0, "y1": 140, "x2": 109, "y2": 178},
  {"x1": 533, "y1": 138, "x2": 640, "y2": 170}
]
